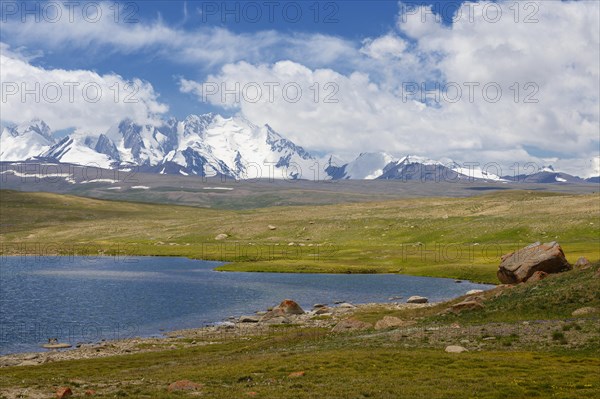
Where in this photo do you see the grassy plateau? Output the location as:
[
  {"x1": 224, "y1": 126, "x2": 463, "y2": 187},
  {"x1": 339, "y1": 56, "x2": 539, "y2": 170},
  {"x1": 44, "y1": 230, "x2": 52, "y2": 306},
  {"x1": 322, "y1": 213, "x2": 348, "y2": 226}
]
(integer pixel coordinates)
[
  {"x1": 0, "y1": 189, "x2": 598, "y2": 283},
  {"x1": 0, "y1": 188, "x2": 598, "y2": 398}
]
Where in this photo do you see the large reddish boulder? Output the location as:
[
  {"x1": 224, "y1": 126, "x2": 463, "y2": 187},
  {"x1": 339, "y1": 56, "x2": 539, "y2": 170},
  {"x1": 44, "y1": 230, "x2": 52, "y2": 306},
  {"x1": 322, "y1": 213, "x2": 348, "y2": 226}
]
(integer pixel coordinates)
[
  {"x1": 497, "y1": 242, "x2": 571, "y2": 284},
  {"x1": 274, "y1": 299, "x2": 305, "y2": 315},
  {"x1": 261, "y1": 299, "x2": 305, "y2": 321}
]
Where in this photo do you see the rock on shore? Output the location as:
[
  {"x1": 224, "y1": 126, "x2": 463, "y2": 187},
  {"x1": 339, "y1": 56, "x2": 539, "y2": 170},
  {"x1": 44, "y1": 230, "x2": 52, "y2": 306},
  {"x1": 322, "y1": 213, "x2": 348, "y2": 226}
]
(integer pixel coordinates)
[
  {"x1": 261, "y1": 299, "x2": 305, "y2": 321},
  {"x1": 407, "y1": 296, "x2": 428, "y2": 304},
  {"x1": 445, "y1": 345, "x2": 468, "y2": 353},
  {"x1": 497, "y1": 241, "x2": 571, "y2": 284}
]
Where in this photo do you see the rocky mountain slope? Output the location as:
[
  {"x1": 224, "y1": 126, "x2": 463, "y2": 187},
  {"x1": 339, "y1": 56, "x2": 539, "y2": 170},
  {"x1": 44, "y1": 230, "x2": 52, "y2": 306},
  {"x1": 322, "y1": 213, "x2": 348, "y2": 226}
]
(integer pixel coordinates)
[{"x1": 1, "y1": 117, "x2": 597, "y2": 182}]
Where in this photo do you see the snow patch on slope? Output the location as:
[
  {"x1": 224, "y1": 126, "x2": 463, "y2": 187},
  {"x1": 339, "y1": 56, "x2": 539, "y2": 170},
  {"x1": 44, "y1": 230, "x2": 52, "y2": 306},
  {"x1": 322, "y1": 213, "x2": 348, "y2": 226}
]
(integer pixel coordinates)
[
  {"x1": 0, "y1": 169, "x2": 75, "y2": 184},
  {"x1": 42, "y1": 133, "x2": 114, "y2": 169},
  {"x1": 343, "y1": 152, "x2": 394, "y2": 179}
]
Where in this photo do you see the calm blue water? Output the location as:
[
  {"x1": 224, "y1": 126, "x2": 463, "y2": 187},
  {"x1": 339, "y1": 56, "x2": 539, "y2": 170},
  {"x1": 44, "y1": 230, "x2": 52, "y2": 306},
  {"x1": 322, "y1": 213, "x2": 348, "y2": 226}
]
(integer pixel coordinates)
[{"x1": 0, "y1": 256, "x2": 493, "y2": 354}]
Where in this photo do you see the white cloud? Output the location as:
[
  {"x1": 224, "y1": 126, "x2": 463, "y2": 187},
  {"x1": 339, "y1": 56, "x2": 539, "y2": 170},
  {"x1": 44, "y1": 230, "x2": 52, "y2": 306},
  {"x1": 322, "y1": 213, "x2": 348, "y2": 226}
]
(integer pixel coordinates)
[
  {"x1": 180, "y1": 60, "x2": 480, "y2": 157},
  {"x1": 1, "y1": 0, "x2": 598, "y2": 170},
  {"x1": 179, "y1": 0, "x2": 599, "y2": 169},
  {"x1": 396, "y1": 0, "x2": 600, "y2": 156},
  {"x1": 397, "y1": 4, "x2": 447, "y2": 39},
  {"x1": 0, "y1": 2, "x2": 356, "y2": 69},
  {"x1": 0, "y1": 42, "x2": 43, "y2": 62},
  {"x1": 360, "y1": 34, "x2": 407, "y2": 60},
  {"x1": 553, "y1": 155, "x2": 600, "y2": 178},
  {"x1": 0, "y1": 43, "x2": 167, "y2": 132}
]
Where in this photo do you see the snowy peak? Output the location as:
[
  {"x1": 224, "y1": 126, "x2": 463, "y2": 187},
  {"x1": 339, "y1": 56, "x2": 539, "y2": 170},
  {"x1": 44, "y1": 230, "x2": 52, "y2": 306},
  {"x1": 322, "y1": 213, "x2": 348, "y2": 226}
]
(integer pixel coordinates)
[
  {"x1": 40, "y1": 133, "x2": 115, "y2": 169},
  {"x1": 540, "y1": 165, "x2": 555, "y2": 173},
  {"x1": 265, "y1": 125, "x2": 313, "y2": 162},
  {"x1": 187, "y1": 116, "x2": 316, "y2": 179},
  {"x1": 27, "y1": 113, "x2": 319, "y2": 180},
  {"x1": 328, "y1": 152, "x2": 506, "y2": 182},
  {"x1": 109, "y1": 119, "x2": 178, "y2": 166},
  {"x1": 182, "y1": 113, "x2": 216, "y2": 137},
  {"x1": 501, "y1": 165, "x2": 586, "y2": 184},
  {"x1": 379, "y1": 154, "x2": 447, "y2": 181},
  {"x1": 1, "y1": 116, "x2": 597, "y2": 183},
  {"x1": 398, "y1": 154, "x2": 440, "y2": 166},
  {"x1": 95, "y1": 134, "x2": 120, "y2": 161},
  {"x1": 323, "y1": 154, "x2": 348, "y2": 180},
  {"x1": 0, "y1": 119, "x2": 55, "y2": 161},
  {"x1": 15, "y1": 119, "x2": 53, "y2": 141},
  {"x1": 40, "y1": 136, "x2": 73, "y2": 160},
  {"x1": 339, "y1": 152, "x2": 394, "y2": 180}
]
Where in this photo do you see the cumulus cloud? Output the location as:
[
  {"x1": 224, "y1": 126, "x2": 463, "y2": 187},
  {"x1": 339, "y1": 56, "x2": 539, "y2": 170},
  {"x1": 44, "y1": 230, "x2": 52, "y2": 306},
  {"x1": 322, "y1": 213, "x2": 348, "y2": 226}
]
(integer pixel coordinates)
[
  {"x1": 180, "y1": 60, "x2": 485, "y2": 158},
  {"x1": 395, "y1": 0, "x2": 599, "y2": 156},
  {"x1": 1, "y1": 0, "x2": 598, "y2": 170},
  {"x1": 179, "y1": 0, "x2": 599, "y2": 169},
  {"x1": 0, "y1": 43, "x2": 167, "y2": 132}
]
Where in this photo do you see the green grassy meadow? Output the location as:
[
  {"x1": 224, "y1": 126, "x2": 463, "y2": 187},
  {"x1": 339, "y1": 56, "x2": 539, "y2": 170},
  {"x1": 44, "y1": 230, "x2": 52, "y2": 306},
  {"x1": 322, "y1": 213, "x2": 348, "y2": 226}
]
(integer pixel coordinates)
[
  {"x1": 2, "y1": 344, "x2": 599, "y2": 398},
  {"x1": 0, "y1": 189, "x2": 598, "y2": 283},
  {"x1": 0, "y1": 189, "x2": 599, "y2": 398}
]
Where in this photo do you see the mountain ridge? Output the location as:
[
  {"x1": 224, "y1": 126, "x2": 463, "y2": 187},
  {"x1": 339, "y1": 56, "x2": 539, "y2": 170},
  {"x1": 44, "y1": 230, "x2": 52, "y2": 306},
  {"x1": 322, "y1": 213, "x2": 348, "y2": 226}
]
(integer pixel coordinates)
[{"x1": 0, "y1": 117, "x2": 597, "y2": 183}]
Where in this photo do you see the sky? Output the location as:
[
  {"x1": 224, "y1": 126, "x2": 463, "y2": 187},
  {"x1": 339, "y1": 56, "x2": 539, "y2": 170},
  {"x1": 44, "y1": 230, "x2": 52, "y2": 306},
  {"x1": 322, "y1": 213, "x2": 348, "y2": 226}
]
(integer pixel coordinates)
[{"x1": 0, "y1": 0, "x2": 599, "y2": 175}]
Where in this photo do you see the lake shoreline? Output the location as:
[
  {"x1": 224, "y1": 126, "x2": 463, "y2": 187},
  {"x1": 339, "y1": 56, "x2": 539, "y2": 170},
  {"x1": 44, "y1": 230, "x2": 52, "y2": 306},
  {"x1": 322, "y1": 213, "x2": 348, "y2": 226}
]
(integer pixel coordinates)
[
  {"x1": 0, "y1": 255, "x2": 494, "y2": 360},
  {"x1": 0, "y1": 301, "x2": 441, "y2": 365}
]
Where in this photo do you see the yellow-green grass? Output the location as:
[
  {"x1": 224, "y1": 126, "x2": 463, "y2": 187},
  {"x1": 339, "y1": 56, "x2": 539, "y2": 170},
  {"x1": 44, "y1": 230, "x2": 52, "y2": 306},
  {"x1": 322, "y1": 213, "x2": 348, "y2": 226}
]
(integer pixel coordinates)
[
  {"x1": 352, "y1": 264, "x2": 600, "y2": 325},
  {"x1": 1, "y1": 188, "x2": 599, "y2": 398},
  {"x1": 1, "y1": 331, "x2": 598, "y2": 398},
  {"x1": 1, "y1": 189, "x2": 598, "y2": 283}
]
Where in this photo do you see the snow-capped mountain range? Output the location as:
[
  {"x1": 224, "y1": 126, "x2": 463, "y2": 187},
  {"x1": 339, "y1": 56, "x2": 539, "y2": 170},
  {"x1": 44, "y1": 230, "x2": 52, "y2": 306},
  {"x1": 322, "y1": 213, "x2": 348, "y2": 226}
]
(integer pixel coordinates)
[
  {"x1": 0, "y1": 116, "x2": 597, "y2": 183},
  {"x1": 1, "y1": 116, "x2": 315, "y2": 180}
]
